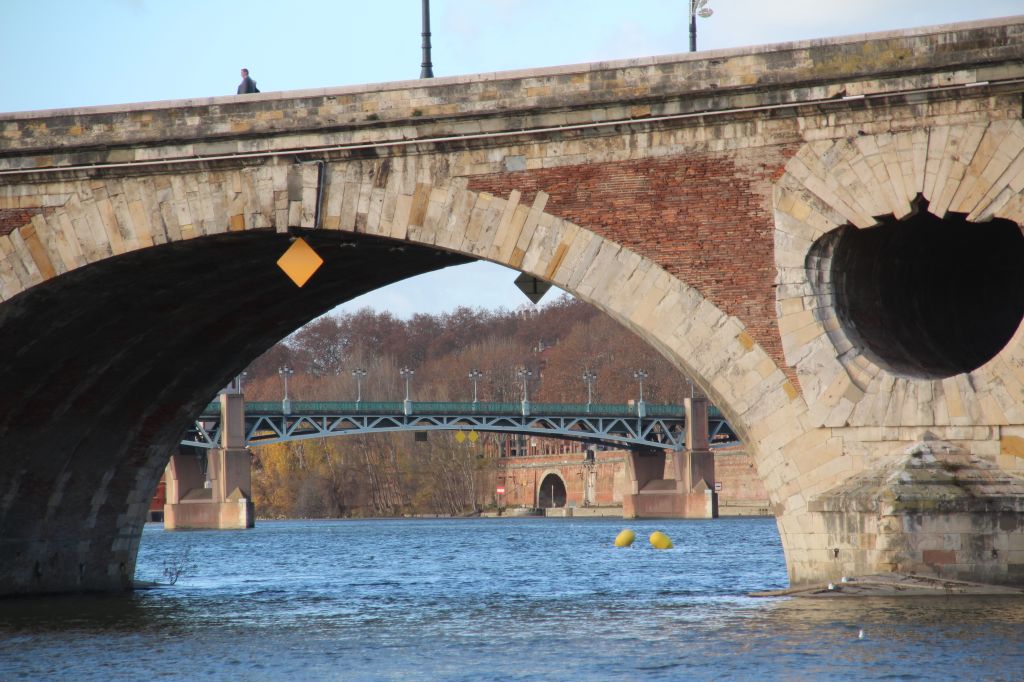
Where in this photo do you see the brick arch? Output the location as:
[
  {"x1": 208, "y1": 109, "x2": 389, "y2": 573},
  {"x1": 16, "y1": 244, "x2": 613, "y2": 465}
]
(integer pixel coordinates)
[
  {"x1": 774, "y1": 121, "x2": 1024, "y2": 433},
  {"x1": 0, "y1": 161, "x2": 475, "y2": 595},
  {"x1": 537, "y1": 470, "x2": 568, "y2": 508}
]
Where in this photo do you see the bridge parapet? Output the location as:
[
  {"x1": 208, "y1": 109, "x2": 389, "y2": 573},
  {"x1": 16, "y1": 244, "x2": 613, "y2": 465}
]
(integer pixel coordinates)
[{"x1": 2, "y1": 17, "x2": 1022, "y2": 177}]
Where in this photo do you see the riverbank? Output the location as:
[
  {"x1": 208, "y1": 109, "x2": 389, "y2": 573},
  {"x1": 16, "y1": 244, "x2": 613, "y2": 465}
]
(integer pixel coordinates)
[{"x1": 480, "y1": 505, "x2": 624, "y2": 518}]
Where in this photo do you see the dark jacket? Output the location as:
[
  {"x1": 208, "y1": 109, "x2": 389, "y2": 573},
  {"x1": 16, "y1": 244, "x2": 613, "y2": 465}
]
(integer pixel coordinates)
[{"x1": 237, "y1": 77, "x2": 259, "y2": 94}]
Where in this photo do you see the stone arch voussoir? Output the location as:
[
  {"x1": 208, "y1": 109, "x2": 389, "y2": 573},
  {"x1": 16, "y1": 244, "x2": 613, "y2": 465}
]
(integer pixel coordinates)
[
  {"x1": 775, "y1": 121, "x2": 1024, "y2": 432},
  {"x1": 337, "y1": 160, "x2": 805, "y2": 481},
  {"x1": 1, "y1": 155, "x2": 807, "y2": 514}
]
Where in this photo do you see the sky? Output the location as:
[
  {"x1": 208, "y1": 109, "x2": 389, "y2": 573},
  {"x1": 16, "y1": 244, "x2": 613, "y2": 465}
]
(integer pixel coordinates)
[{"x1": 3, "y1": 0, "x2": 1021, "y2": 318}]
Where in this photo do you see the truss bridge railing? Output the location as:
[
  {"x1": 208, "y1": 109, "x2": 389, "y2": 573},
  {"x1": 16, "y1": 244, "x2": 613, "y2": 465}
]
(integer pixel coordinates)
[{"x1": 182, "y1": 400, "x2": 735, "y2": 452}]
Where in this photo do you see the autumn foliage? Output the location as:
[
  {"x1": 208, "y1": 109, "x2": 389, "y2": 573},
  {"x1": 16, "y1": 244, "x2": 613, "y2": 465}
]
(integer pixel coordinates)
[{"x1": 242, "y1": 296, "x2": 697, "y2": 518}]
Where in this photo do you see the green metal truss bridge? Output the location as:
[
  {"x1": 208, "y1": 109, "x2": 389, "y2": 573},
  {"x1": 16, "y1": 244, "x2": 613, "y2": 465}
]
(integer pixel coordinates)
[{"x1": 181, "y1": 400, "x2": 737, "y2": 452}]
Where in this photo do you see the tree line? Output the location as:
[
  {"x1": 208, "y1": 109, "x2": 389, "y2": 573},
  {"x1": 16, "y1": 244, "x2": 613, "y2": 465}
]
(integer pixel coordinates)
[{"x1": 241, "y1": 295, "x2": 697, "y2": 518}]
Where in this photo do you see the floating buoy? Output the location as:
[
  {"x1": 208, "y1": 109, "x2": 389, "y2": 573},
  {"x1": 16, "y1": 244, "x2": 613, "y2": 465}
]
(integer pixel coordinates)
[
  {"x1": 614, "y1": 529, "x2": 636, "y2": 547},
  {"x1": 649, "y1": 531, "x2": 673, "y2": 550}
]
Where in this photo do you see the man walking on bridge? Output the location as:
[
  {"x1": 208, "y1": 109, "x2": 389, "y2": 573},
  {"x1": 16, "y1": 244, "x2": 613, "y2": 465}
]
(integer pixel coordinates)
[{"x1": 237, "y1": 68, "x2": 259, "y2": 94}]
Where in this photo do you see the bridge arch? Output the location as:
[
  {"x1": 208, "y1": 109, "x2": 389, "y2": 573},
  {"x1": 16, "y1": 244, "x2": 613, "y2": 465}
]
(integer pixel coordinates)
[
  {"x1": 537, "y1": 472, "x2": 567, "y2": 508},
  {"x1": 0, "y1": 154, "x2": 781, "y2": 594}
]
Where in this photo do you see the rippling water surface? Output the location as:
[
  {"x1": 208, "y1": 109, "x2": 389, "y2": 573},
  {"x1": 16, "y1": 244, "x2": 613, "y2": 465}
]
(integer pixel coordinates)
[{"x1": 1, "y1": 517, "x2": 1023, "y2": 680}]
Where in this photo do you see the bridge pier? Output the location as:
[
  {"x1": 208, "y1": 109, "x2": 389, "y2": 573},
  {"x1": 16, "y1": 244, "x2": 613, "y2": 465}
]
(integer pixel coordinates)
[
  {"x1": 164, "y1": 391, "x2": 254, "y2": 530},
  {"x1": 622, "y1": 396, "x2": 718, "y2": 519},
  {"x1": 779, "y1": 439, "x2": 1024, "y2": 588}
]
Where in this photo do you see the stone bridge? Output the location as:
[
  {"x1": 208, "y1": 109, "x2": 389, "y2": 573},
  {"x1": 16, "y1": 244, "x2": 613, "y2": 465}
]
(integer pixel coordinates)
[{"x1": 2, "y1": 17, "x2": 1024, "y2": 594}]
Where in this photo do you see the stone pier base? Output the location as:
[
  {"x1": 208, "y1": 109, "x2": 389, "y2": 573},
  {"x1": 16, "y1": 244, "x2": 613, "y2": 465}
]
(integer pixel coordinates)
[
  {"x1": 164, "y1": 495, "x2": 254, "y2": 530},
  {"x1": 623, "y1": 486, "x2": 718, "y2": 518},
  {"x1": 162, "y1": 391, "x2": 255, "y2": 530},
  {"x1": 783, "y1": 439, "x2": 1024, "y2": 587},
  {"x1": 163, "y1": 447, "x2": 255, "y2": 530},
  {"x1": 621, "y1": 447, "x2": 718, "y2": 519}
]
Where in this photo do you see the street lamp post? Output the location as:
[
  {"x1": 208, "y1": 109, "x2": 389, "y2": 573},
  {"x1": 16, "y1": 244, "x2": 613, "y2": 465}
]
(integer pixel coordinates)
[
  {"x1": 228, "y1": 370, "x2": 247, "y2": 394},
  {"x1": 633, "y1": 368, "x2": 648, "y2": 417},
  {"x1": 582, "y1": 369, "x2": 597, "y2": 412},
  {"x1": 517, "y1": 367, "x2": 533, "y2": 416},
  {"x1": 278, "y1": 366, "x2": 294, "y2": 414},
  {"x1": 420, "y1": 0, "x2": 434, "y2": 78},
  {"x1": 351, "y1": 367, "x2": 367, "y2": 404},
  {"x1": 400, "y1": 367, "x2": 415, "y2": 415},
  {"x1": 689, "y1": 0, "x2": 714, "y2": 52},
  {"x1": 468, "y1": 368, "x2": 484, "y2": 405}
]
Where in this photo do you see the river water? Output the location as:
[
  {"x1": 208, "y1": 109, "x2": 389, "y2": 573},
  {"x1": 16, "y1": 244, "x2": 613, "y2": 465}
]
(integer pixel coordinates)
[{"x1": 1, "y1": 517, "x2": 1023, "y2": 681}]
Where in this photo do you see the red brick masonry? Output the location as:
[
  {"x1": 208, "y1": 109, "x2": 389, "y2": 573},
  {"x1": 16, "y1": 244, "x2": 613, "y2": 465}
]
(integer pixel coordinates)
[
  {"x1": 468, "y1": 146, "x2": 799, "y2": 387},
  {"x1": 0, "y1": 208, "x2": 41, "y2": 237}
]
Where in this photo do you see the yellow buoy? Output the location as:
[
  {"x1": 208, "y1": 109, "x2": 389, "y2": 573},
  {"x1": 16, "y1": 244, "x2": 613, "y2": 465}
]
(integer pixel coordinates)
[
  {"x1": 614, "y1": 529, "x2": 636, "y2": 547},
  {"x1": 649, "y1": 531, "x2": 673, "y2": 550}
]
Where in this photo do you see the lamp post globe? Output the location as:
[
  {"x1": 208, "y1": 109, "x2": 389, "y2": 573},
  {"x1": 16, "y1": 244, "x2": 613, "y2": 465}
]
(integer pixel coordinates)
[
  {"x1": 582, "y1": 369, "x2": 597, "y2": 409},
  {"x1": 468, "y1": 368, "x2": 484, "y2": 403},
  {"x1": 689, "y1": 0, "x2": 713, "y2": 52}
]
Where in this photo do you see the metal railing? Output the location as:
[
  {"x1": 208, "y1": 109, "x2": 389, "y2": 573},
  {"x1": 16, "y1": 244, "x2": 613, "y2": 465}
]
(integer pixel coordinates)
[{"x1": 203, "y1": 400, "x2": 689, "y2": 418}]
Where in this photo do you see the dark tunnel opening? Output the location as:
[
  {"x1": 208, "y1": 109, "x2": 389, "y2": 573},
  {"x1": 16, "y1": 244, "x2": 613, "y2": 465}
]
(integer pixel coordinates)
[{"x1": 828, "y1": 199, "x2": 1024, "y2": 379}]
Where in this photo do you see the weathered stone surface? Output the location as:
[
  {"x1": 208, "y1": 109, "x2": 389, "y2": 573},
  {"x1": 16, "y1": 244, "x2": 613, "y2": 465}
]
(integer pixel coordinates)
[
  {"x1": 2, "y1": 17, "x2": 1024, "y2": 594},
  {"x1": 805, "y1": 439, "x2": 1024, "y2": 586}
]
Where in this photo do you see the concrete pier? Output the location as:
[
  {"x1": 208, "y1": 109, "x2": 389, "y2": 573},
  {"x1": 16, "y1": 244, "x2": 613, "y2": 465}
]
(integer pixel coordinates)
[
  {"x1": 622, "y1": 396, "x2": 718, "y2": 519},
  {"x1": 164, "y1": 390, "x2": 254, "y2": 530}
]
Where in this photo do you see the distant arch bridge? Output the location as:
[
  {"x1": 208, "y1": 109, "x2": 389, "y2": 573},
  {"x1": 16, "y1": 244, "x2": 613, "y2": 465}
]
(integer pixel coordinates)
[{"x1": 181, "y1": 400, "x2": 737, "y2": 452}]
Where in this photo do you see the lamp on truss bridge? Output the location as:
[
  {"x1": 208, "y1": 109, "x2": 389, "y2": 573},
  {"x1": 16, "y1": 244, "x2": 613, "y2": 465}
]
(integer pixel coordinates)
[
  {"x1": 351, "y1": 367, "x2": 367, "y2": 404},
  {"x1": 633, "y1": 368, "x2": 648, "y2": 417},
  {"x1": 517, "y1": 367, "x2": 533, "y2": 416},
  {"x1": 582, "y1": 369, "x2": 597, "y2": 411},
  {"x1": 400, "y1": 367, "x2": 415, "y2": 415},
  {"x1": 468, "y1": 368, "x2": 484, "y2": 405},
  {"x1": 278, "y1": 366, "x2": 294, "y2": 415}
]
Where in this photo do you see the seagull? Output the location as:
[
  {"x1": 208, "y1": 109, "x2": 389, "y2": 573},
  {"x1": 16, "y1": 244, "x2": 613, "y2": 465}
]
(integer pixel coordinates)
[{"x1": 858, "y1": 629, "x2": 865, "y2": 640}]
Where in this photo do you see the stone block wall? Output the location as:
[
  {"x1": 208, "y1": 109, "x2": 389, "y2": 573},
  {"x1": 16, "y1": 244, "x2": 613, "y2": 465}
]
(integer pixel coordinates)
[{"x1": 714, "y1": 447, "x2": 771, "y2": 515}]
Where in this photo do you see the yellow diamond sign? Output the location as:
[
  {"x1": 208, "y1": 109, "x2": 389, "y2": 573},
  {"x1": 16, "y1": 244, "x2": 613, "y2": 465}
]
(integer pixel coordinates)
[{"x1": 277, "y1": 238, "x2": 324, "y2": 287}]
